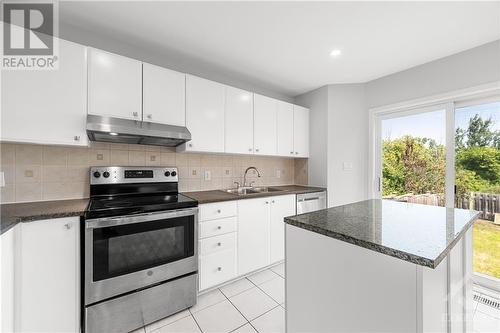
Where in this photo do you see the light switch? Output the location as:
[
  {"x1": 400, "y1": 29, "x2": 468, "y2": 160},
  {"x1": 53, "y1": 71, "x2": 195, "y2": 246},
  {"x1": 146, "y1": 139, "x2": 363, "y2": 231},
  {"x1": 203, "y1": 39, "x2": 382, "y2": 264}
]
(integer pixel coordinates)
[
  {"x1": 204, "y1": 170, "x2": 211, "y2": 181},
  {"x1": 0, "y1": 172, "x2": 5, "y2": 187},
  {"x1": 343, "y1": 162, "x2": 353, "y2": 171}
]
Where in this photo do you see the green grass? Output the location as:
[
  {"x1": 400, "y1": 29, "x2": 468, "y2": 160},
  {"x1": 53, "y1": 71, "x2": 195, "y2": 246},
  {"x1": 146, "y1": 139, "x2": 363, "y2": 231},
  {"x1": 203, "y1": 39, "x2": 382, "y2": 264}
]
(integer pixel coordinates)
[{"x1": 473, "y1": 219, "x2": 500, "y2": 279}]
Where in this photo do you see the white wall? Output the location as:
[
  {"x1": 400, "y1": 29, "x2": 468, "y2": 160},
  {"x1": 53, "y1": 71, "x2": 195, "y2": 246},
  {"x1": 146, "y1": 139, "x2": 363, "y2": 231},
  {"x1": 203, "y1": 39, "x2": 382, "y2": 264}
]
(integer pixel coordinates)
[
  {"x1": 295, "y1": 86, "x2": 328, "y2": 188},
  {"x1": 327, "y1": 84, "x2": 368, "y2": 207},
  {"x1": 366, "y1": 40, "x2": 500, "y2": 108},
  {"x1": 59, "y1": 22, "x2": 294, "y2": 103},
  {"x1": 295, "y1": 84, "x2": 367, "y2": 207}
]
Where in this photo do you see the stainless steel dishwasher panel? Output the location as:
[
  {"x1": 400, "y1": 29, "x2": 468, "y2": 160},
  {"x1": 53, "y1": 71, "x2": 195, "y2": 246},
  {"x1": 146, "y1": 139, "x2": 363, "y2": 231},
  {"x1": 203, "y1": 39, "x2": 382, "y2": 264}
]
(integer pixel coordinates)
[{"x1": 296, "y1": 191, "x2": 327, "y2": 214}]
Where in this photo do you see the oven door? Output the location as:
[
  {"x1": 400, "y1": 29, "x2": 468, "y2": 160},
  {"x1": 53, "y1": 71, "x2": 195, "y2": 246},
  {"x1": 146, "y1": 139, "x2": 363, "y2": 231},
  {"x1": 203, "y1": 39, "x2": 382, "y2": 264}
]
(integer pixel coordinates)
[{"x1": 85, "y1": 207, "x2": 198, "y2": 305}]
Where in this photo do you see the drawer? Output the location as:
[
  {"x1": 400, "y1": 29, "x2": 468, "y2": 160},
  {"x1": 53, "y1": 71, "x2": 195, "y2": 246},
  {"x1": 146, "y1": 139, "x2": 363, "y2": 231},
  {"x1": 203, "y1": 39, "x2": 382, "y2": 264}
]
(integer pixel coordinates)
[
  {"x1": 200, "y1": 249, "x2": 236, "y2": 290},
  {"x1": 199, "y1": 217, "x2": 237, "y2": 239},
  {"x1": 199, "y1": 201, "x2": 237, "y2": 221},
  {"x1": 199, "y1": 232, "x2": 236, "y2": 256}
]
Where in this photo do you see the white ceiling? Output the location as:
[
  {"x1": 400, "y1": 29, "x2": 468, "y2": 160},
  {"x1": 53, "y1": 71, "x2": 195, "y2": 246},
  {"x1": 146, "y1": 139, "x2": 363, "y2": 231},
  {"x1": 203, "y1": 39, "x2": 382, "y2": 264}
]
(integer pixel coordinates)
[{"x1": 59, "y1": 1, "x2": 500, "y2": 97}]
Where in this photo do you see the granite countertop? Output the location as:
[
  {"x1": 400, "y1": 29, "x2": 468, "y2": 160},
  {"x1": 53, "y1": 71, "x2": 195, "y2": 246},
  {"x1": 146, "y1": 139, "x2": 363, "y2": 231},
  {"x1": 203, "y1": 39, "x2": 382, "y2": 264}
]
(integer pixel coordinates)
[
  {"x1": 1, "y1": 185, "x2": 326, "y2": 235},
  {"x1": 183, "y1": 185, "x2": 326, "y2": 204},
  {"x1": 284, "y1": 199, "x2": 480, "y2": 268},
  {"x1": 1, "y1": 199, "x2": 89, "y2": 235}
]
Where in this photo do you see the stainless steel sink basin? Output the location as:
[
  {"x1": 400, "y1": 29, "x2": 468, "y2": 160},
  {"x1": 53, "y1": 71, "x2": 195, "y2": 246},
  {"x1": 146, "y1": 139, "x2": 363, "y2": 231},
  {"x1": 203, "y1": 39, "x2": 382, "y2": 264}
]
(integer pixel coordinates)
[{"x1": 221, "y1": 187, "x2": 284, "y2": 195}]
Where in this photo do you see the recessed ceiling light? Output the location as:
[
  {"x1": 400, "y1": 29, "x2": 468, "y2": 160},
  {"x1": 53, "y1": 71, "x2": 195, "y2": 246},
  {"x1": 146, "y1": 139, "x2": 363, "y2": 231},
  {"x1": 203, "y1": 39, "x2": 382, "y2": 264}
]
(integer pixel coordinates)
[
  {"x1": 109, "y1": 132, "x2": 119, "y2": 136},
  {"x1": 330, "y1": 49, "x2": 342, "y2": 57}
]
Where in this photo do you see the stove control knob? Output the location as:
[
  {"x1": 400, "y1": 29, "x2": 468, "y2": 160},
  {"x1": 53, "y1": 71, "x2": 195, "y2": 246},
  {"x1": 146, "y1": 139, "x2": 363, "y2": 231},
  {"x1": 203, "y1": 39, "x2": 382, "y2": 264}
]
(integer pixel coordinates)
[
  {"x1": 164, "y1": 171, "x2": 171, "y2": 177},
  {"x1": 171, "y1": 171, "x2": 177, "y2": 177},
  {"x1": 103, "y1": 171, "x2": 110, "y2": 178},
  {"x1": 93, "y1": 171, "x2": 101, "y2": 178}
]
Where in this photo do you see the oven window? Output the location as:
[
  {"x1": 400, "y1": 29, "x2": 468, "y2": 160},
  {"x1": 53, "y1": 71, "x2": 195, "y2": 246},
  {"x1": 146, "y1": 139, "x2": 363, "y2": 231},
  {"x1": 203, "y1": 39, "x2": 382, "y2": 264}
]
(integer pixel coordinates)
[{"x1": 92, "y1": 215, "x2": 194, "y2": 281}]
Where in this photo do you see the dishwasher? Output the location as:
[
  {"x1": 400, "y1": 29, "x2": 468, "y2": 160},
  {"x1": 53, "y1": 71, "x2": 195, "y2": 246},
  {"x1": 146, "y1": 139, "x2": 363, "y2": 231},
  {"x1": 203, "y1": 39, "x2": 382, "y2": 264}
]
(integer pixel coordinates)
[{"x1": 296, "y1": 191, "x2": 327, "y2": 214}]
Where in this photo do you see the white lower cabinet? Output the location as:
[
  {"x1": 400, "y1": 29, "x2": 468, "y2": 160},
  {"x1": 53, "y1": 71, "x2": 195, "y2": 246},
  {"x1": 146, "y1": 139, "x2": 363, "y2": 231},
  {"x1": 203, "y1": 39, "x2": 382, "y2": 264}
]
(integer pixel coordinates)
[
  {"x1": 270, "y1": 194, "x2": 296, "y2": 263},
  {"x1": 237, "y1": 197, "x2": 271, "y2": 275},
  {"x1": 1, "y1": 226, "x2": 16, "y2": 333},
  {"x1": 200, "y1": 249, "x2": 237, "y2": 291},
  {"x1": 16, "y1": 217, "x2": 80, "y2": 333}
]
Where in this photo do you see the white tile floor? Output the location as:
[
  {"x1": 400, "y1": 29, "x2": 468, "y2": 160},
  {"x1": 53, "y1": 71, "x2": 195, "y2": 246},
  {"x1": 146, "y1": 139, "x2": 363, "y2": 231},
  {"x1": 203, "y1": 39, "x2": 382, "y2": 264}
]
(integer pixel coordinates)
[{"x1": 134, "y1": 263, "x2": 499, "y2": 333}]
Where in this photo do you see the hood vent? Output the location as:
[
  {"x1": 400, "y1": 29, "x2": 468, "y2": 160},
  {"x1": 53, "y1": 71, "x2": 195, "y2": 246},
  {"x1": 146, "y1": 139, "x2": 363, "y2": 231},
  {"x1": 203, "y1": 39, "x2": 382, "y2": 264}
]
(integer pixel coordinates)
[{"x1": 86, "y1": 114, "x2": 191, "y2": 147}]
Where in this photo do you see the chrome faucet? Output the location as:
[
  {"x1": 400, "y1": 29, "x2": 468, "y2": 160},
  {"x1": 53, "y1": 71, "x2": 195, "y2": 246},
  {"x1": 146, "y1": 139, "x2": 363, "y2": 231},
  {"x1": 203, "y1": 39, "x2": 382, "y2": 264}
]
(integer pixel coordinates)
[{"x1": 243, "y1": 166, "x2": 261, "y2": 187}]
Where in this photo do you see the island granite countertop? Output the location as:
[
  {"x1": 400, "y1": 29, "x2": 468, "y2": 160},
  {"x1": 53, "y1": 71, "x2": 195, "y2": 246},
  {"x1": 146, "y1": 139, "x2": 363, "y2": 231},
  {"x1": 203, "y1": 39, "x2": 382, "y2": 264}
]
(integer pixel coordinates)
[{"x1": 284, "y1": 199, "x2": 479, "y2": 268}]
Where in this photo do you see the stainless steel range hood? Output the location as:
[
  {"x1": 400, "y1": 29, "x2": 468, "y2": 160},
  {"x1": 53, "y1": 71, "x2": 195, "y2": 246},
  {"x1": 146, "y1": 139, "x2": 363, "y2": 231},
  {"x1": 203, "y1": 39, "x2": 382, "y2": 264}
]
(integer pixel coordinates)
[{"x1": 86, "y1": 114, "x2": 191, "y2": 147}]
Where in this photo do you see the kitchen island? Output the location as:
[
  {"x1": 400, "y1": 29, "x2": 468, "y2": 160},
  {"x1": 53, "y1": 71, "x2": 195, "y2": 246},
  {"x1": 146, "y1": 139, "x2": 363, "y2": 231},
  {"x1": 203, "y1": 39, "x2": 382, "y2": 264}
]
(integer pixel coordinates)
[{"x1": 284, "y1": 199, "x2": 479, "y2": 333}]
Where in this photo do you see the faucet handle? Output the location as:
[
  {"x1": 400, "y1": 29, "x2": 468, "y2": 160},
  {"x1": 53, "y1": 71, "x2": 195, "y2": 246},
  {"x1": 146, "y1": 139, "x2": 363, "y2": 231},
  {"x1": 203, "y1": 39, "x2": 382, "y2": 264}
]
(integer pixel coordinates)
[
  {"x1": 233, "y1": 181, "x2": 240, "y2": 188},
  {"x1": 249, "y1": 181, "x2": 255, "y2": 187}
]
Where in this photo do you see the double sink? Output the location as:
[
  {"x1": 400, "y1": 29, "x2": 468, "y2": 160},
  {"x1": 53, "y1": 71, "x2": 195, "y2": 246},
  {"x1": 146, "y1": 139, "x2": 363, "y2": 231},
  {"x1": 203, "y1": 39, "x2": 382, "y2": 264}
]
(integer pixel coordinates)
[{"x1": 221, "y1": 186, "x2": 285, "y2": 196}]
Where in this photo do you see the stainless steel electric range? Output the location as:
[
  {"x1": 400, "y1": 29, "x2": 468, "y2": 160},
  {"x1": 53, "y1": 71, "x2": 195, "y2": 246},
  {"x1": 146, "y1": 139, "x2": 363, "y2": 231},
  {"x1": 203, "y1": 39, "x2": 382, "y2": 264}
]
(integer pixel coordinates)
[{"x1": 83, "y1": 166, "x2": 198, "y2": 333}]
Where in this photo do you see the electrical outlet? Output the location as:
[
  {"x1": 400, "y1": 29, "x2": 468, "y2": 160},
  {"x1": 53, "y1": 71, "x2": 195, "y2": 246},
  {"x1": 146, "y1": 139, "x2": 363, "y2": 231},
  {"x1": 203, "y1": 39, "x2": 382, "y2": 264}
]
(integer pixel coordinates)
[
  {"x1": 0, "y1": 172, "x2": 5, "y2": 187},
  {"x1": 276, "y1": 169, "x2": 281, "y2": 178},
  {"x1": 204, "y1": 170, "x2": 211, "y2": 181}
]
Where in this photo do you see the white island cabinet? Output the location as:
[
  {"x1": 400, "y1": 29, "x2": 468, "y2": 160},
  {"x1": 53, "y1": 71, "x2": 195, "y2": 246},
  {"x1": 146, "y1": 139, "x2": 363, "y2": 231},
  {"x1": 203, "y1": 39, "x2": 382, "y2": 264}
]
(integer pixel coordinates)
[
  {"x1": 16, "y1": 217, "x2": 80, "y2": 333},
  {"x1": 285, "y1": 199, "x2": 478, "y2": 333}
]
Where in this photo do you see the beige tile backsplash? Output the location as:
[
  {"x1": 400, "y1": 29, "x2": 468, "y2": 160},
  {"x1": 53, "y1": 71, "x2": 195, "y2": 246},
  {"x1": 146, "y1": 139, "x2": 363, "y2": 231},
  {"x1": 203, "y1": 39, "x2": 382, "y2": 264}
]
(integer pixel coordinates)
[{"x1": 0, "y1": 142, "x2": 308, "y2": 203}]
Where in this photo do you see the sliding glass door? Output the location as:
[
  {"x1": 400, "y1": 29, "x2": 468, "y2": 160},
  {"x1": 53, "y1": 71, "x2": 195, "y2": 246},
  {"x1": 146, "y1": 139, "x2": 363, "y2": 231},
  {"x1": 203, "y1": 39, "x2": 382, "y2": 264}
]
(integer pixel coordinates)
[
  {"x1": 378, "y1": 106, "x2": 447, "y2": 206},
  {"x1": 373, "y1": 97, "x2": 499, "y2": 285},
  {"x1": 454, "y1": 100, "x2": 500, "y2": 281}
]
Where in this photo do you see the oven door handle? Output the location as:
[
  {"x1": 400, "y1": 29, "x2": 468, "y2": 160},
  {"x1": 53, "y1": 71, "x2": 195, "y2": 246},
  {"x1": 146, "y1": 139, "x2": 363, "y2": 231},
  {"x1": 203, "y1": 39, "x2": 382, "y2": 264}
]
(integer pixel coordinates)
[{"x1": 85, "y1": 207, "x2": 198, "y2": 229}]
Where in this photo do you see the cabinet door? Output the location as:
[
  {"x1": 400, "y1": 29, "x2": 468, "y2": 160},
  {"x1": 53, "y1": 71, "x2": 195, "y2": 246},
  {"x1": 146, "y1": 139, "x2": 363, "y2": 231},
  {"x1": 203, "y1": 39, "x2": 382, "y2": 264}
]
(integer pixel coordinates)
[
  {"x1": 293, "y1": 105, "x2": 310, "y2": 157},
  {"x1": 88, "y1": 48, "x2": 142, "y2": 120},
  {"x1": 238, "y1": 198, "x2": 271, "y2": 275},
  {"x1": 185, "y1": 75, "x2": 225, "y2": 152},
  {"x1": 225, "y1": 87, "x2": 254, "y2": 154},
  {"x1": 143, "y1": 63, "x2": 186, "y2": 126},
  {"x1": 276, "y1": 101, "x2": 294, "y2": 157},
  {"x1": 1, "y1": 39, "x2": 87, "y2": 146},
  {"x1": 270, "y1": 194, "x2": 296, "y2": 263},
  {"x1": 254, "y1": 94, "x2": 277, "y2": 155},
  {"x1": 18, "y1": 217, "x2": 79, "y2": 333},
  {"x1": 1, "y1": 226, "x2": 16, "y2": 333}
]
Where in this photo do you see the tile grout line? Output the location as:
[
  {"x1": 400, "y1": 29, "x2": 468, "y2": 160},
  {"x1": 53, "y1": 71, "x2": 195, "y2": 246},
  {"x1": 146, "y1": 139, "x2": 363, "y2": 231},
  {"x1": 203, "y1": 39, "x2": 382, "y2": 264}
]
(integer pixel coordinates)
[{"x1": 220, "y1": 285, "x2": 262, "y2": 333}]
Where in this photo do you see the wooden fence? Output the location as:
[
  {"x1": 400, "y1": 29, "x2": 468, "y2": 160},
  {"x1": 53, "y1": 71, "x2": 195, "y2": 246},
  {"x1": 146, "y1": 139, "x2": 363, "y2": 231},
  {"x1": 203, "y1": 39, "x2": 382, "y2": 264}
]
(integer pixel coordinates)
[{"x1": 385, "y1": 192, "x2": 500, "y2": 221}]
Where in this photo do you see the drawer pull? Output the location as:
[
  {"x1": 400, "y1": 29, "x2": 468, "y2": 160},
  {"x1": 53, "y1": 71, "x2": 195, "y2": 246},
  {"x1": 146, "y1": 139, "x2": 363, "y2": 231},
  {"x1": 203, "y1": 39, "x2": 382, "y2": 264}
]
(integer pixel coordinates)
[
  {"x1": 217, "y1": 226, "x2": 222, "y2": 230},
  {"x1": 217, "y1": 242, "x2": 222, "y2": 246},
  {"x1": 217, "y1": 209, "x2": 221, "y2": 213},
  {"x1": 217, "y1": 267, "x2": 222, "y2": 271}
]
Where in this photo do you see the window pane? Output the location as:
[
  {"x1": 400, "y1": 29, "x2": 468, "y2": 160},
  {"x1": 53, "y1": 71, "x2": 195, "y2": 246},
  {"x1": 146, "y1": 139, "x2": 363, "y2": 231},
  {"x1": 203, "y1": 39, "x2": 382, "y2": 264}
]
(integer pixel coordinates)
[
  {"x1": 455, "y1": 101, "x2": 500, "y2": 279},
  {"x1": 381, "y1": 110, "x2": 446, "y2": 207}
]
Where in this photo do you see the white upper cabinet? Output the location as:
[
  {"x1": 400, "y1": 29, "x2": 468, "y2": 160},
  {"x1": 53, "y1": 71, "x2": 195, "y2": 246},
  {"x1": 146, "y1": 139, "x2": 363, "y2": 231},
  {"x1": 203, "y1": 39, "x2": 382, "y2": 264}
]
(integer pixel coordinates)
[
  {"x1": 184, "y1": 75, "x2": 225, "y2": 152},
  {"x1": 1, "y1": 39, "x2": 88, "y2": 146},
  {"x1": 293, "y1": 105, "x2": 310, "y2": 157},
  {"x1": 88, "y1": 48, "x2": 142, "y2": 121},
  {"x1": 276, "y1": 101, "x2": 295, "y2": 157},
  {"x1": 225, "y1": 87, "x2": 254, "y2": 154},
  {"x1": 254, "y1": 94, "x2": 277, "y2": 155},
  {"x1": 143, "y1": 63, "x2": 186, "y2": 126}
]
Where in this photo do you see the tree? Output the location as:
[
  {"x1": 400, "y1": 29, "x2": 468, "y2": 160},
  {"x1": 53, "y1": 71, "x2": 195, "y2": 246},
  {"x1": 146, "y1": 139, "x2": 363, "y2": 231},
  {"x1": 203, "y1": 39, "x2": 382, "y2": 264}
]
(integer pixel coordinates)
[
  {"x1": 456, "y1": 146, "x2": 500, "y2": 184},
  {"x1": 463, "y1": 114, "x2": 496, "y2": 148}
]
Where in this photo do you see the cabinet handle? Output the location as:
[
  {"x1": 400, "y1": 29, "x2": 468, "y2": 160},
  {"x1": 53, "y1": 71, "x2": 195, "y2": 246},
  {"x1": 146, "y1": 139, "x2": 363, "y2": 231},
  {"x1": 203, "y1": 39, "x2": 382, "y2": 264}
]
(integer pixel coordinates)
[
  {"x1": 290, "y1": 151, "x2": 294, "y2": 155},
  {"x1": 188, "y1": 143, "x2": 193, "y2": 147},
  {"x1": 295, "y1": 152, "x2": 299, "y2": 155},
  {"x1": 217, "y1": 267, "x2": 222, "y2": 272},
  {"x1": 64, "y1": 223, "x2": 71, "y2": 230},
  {"x1": 146, "y1": 114, "x2": 152, "y2": 120},
  {"x1": 217, "y1": 242, "x2": 222, "y2": 246},
  {"x1": 256, "y1": 149, "x2": 260, "y2": 152},
  {"x1": 217, "y1": 226, "x2": 222, "y2": 230},
  {"x1": 249, "y1": 148, "x2": 252, "y2": 152},
  {"x1": 265, "y1": 201, "x2": 269, "y2": 204},
  {"x1": 272, "y1": 200, "x2": 275, "y2": 203},
  {"x1": 132, "y1": 112, "x2": 139, "y2": 118},
  {"x1": 217, "y1": 209, "x2": 221, "y2": 213},
  {"x1": 74, "y1": 136, "x2": 80, "y2": 141}
]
